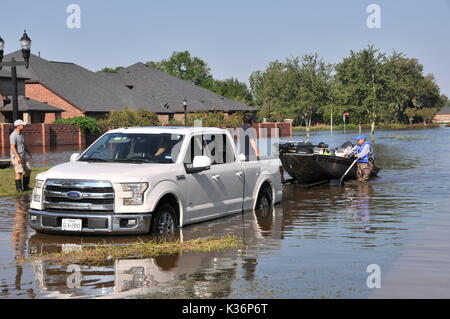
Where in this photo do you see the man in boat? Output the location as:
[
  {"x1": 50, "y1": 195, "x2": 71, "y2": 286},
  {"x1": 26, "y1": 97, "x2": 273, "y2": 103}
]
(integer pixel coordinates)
[
  {"x1": 10, "y1": 120, "x2": 33, "y2": 192},
  {"x1": 346, "y1": 135, "x2": 374, "y2": 183},
  {"x1": 317, "y1": 142, "x2": 331, "y2": 155}
]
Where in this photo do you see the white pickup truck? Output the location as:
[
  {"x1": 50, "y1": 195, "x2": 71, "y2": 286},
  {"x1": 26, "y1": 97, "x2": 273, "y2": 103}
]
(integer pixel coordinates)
[{"x1": 28, "y1": 127, "x2": 283, "y2": 235}]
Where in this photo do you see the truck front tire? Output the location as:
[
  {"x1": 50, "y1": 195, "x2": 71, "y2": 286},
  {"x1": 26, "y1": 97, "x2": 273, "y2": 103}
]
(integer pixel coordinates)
[
  {"x1": 150, "y1": 203, "x2": 178, "y2": 235},
  {"x1": 256, "y1": 186, "x2": 273, "y2": 211}
]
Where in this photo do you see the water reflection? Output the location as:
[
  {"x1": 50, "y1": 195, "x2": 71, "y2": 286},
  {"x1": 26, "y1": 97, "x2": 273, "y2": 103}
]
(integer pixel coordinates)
[
  {"x1": 24, "y1": 207, "x2": 282, "y2": 298},
  {"x1": 352, "y1": 183, "x2": 372, "y2": 228}
]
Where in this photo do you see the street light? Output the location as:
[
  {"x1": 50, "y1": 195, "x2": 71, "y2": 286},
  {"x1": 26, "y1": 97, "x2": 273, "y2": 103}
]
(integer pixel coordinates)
[
  {"x1": 0, "y1": 37, "x2": 4, "y2": 68},
  {"x1": 183, "y1": 98, "x2": 188, "y2": 126},
  {"x1": 0, "y1": 30, "x2": 32, "y2": 122},
  {"x1": 20, "y1": 31, "x2": 32, "y2": 68}
]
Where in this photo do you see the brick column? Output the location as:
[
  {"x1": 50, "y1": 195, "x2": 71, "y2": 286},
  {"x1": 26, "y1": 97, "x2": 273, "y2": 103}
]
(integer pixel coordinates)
[
  {"x1": 41, "y1": 123, "x2": 50, "y2": 147},
  {"x1": 23, "y1": 112, "x2": 31, "y2": 124},
  {"x1": 78, "y1": 128, "x2": 85, "y2": 147}
]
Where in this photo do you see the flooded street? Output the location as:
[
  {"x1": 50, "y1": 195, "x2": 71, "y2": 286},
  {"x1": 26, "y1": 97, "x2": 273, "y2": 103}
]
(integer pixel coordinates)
[{"x1": 1, "y1": 127, "x2": 450, "y2": 298}]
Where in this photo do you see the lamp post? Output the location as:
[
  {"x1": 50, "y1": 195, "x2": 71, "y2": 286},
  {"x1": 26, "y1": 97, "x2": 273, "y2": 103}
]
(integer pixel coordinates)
[
  {"x1": 0, "y1": 30, "x2": 32, "y2": 122},
  {"x1": 182, "y1": 98, "x2": 187, "y2": 126}
]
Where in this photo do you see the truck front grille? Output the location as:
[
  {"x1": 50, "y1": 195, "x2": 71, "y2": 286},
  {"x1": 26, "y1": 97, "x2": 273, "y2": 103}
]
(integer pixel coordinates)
[{"x1": 43, "y1": 179, "x2": 114, "y2": 212}]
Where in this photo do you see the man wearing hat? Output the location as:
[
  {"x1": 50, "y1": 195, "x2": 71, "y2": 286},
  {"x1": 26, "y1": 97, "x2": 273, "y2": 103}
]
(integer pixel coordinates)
[
  {"x1": 10, "y1": 120, "x2": 32, "y2": 192},
  {"x1": 347, "y1": 134, "x2": 374, "y2": 183}
]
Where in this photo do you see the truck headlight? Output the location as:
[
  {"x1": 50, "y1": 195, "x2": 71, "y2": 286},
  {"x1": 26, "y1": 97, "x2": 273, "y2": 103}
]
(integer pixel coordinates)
[
  {"x1": 33, "y1": 180, "x2": 44, "y2": 202},
  {"x1": 121, "y1": 183, "x2": 148, "y2": 206}
]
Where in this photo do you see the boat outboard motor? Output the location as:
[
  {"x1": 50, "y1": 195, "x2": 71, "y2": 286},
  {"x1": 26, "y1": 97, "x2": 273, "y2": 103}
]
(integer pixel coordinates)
[
  {"x1": 334, "y1": 141, "x2": 354, "y2": 157},
  {"x1": 279, "y1": 142, "x2": 314, "y2": 154},
  {"x1": 340, "y1": 141, "x2": 354, "y2": 149},
  {"x1": 278, "y1": 142, "x2": 296, "y2": 153},
  {"x1": 294, "y1": 142, "x2": 314, "y2": 154}
]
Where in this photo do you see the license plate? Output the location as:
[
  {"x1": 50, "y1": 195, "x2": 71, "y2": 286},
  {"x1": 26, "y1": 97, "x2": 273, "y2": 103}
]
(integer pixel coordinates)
[
  {"x1": 62, "y1": 244, "x2": 82, "y2": 253},
  {"x1": 61, "y1": 219, "x2": 82, "y2": 231}
]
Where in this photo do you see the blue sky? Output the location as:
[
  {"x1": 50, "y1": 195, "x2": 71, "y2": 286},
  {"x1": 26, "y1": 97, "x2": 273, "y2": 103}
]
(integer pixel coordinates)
[{"x1": 1, "y1": 0, "x2": 450, "y2": 95}]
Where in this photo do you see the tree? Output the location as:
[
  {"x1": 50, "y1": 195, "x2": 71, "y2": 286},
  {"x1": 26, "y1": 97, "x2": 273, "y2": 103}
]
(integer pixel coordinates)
[
  {"x1": 286, "y1": 54, "x2": 333, "y2": 141},
  {"x1": 404, "y1": 108, "x2": 417, "y2": 125},
  {"x1": 147, "y1": 51, "x2": 213, "y2": 88},
  {"x1": 98, "y1": 66, "x2": 124, "y2": 73},
  {"x1": 249, "y1": 54, "x2": 333, "y2": 141},
  {"x1": 335, "y1": 45, "x2": 390, "y2": 143},
  {"x1": 416, "y1": 108, "x2": 438, "y2": 125},
  {"x1": 208, "y1": 78, "x2": 253, "y2": 104},
  {"x1": 249, "y1": 61, "x2": 292, "y2": 122},
  {"x1": 147, "y1": 51, "x2": 253, "y2": 104},
  {"x1": 383, "y1": 53, "x2": 424, "y2": 123}
]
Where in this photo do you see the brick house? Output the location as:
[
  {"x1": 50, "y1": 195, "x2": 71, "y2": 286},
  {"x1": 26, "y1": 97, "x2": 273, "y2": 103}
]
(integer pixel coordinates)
[{"x1": 0, "y1": 51, "x2": 255, "y2": 124}]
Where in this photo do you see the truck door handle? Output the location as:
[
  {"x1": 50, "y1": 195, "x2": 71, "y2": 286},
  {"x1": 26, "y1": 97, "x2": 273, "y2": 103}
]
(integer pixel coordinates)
[
  {"x1": 236, "y1": 171, "x2": 243, "y2": 178},
  {"x1": 212, "y1": 174, "x2": 220, "y2": 181}
]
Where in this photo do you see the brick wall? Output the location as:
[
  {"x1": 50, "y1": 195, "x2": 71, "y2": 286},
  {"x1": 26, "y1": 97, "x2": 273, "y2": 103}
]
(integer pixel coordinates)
[
  {"x1": 47, "y1": 124, "x2": 80, "y2": 145},
  {"x1": 44, "y1": 112, "x2": 58, "y2": 123},
  {"x1": 0, "y1": 123, "x2": 86, "y2": 155},
  {"x1": 25, "y1": 83, "x2": 84, "y2": 120},
  {"x1": 157, "y1": 114, "x2": 170, "y2": 124},
  {"x1": 173, "y1": 113, "x2": 186, "y2": 123},
  {"x1": 253, "y1": 122, "x2": 292, "y2": 137}
]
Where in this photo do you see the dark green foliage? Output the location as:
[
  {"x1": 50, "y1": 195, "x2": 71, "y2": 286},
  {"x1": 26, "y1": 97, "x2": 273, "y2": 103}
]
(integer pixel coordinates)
[
  {"x1": 187, "y1": 111, "x2": 244, "y2": 128},
  {"x1": 251, "y1": 46, "x2": 447, "y2": 128},
  {"x1": 54, "y1": 116, "x2": 102, "y2": 134},
  {"x1": 99, "y1": 107, "x2": 160, "y2": 130},
  {"x1": 147, "y1": 51, "x2": 213, "y2": 88},
  {"x1": 147, "y1": 51, "x2": 253, "y2": 104},
  {"x1": 98, "y1": 66, "x2": 124, "y2": 73}
]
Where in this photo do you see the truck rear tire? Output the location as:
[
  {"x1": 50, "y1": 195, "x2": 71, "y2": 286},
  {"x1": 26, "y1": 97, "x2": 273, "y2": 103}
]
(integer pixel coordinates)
[
  {"x1": 150, "y1": 203, "x2": 178, "y2": 235},
  {"x1": 256, "y1": 186, "x2": 272, "y2": 211}
]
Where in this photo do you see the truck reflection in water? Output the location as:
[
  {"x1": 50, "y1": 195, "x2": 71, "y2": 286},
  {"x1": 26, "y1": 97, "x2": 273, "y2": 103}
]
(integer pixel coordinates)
[{"x1": 27, "y1": 206, "x2": 283, "y2": 298}]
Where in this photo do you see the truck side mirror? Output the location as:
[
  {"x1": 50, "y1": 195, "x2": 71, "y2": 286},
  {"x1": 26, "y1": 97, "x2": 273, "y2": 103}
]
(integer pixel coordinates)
[
  {"x1": 70, "y1": 153, "x2": 80, "y2": 162},
  {"x1": 186, "y1": 156, "x2": 211, "y2": 174},
  {"x1": 238, "y1": 153, "x2": 246, "y2": 161}
]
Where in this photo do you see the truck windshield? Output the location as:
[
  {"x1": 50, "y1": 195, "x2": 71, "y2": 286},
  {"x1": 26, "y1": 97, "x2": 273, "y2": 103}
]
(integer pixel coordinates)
[{"x1": 79, "y1": 133, "x2": 184, "y2": 164}]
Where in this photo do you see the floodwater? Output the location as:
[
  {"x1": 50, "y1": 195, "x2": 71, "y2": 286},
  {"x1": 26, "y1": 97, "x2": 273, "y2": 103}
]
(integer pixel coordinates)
[
  {"x1": 0, "y1": 145, "x2": 84, "y2": 167},
  {"x1": 1, "y1": 127, "x2": 450, "y2": 298}
]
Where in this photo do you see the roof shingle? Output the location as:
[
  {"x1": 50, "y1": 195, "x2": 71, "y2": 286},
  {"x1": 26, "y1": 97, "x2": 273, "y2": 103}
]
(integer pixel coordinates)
[
  {"x1": 4, "y1": 51, "x2": 255, "y2": 114},
  {"x1": 0, "y1": 96, "x2": 63, "y2": 112}
]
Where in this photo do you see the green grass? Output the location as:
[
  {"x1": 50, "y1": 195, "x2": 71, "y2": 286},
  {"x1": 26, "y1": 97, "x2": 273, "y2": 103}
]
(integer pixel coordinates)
[
  {"x1": 22, "y1": 235, "x2": 241, "y2": 266},
  {"x1": 292, "y1": 123, "x2": 440, "y2": 131},
  {"x1": 0, "y1": 166, "x2": 51, "y2": 197}
]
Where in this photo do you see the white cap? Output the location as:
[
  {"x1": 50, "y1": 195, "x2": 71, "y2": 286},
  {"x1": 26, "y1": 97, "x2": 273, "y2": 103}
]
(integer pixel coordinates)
[{"x1": 14, "y1": 120, "x2": 27, "y2": 127}]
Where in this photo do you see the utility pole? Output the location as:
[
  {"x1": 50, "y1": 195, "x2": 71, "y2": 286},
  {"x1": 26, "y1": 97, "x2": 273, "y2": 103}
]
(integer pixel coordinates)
[{"x1": 330, "y1": 106, "x2": 333, "y2": 135}]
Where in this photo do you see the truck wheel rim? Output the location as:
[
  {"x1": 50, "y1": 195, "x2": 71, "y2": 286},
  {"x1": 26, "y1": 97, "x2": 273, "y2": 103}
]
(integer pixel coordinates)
[
  {"x1": 157, "y1": 212, "x2": 174, "y2": 234},
  {"x1": 259, "y1": 196, "x2": 270, "y2": 209}
]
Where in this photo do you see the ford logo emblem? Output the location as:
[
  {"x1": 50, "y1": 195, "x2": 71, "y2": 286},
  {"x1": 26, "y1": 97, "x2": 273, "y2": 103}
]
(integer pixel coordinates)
[{"x1": 67, "y1": 191, "x2": 82, "y2": 200}]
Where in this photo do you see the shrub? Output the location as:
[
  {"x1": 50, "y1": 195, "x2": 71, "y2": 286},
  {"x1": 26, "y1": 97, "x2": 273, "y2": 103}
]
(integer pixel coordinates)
[
  {"x1": 53, "y1": 116, "x2": 102, "y2": 134},
  {"x1": 168, "y1": 118, "x2": 184, "y2": 125},
  {"x1": 99, "y1": 107, "x2": 160, "y2": 130},
  {"x1": 187, "y1": 111, "x2": 245, "y2": 128}
]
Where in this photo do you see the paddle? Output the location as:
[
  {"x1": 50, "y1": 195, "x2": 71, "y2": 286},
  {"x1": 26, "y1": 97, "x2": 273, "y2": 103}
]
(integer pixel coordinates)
[{"x1": 330, "y1": 158, "x2": 358, "y2": 186}]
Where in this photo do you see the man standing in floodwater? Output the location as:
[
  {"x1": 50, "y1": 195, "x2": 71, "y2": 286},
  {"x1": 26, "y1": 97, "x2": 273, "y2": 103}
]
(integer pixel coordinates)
[
  {"x1": 10, "y1": 120, "x2": 33, "y2": 192},
  {"x1": 347, "y1": 134, "x2": 374, "y2": 183}
]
